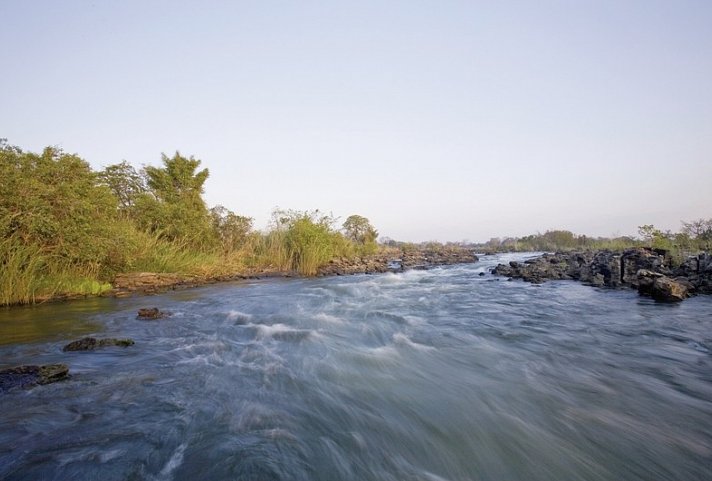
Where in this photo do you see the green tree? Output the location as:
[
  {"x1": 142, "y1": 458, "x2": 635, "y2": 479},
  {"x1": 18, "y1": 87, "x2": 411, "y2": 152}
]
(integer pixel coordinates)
[
  {"x1": 136, "y1": 152, "x2": 215, "y2": 246},
  {"x1": 638, "y1": 224, "x2": 672, "y2": 250},
  {"x1": 542, "y1": 230, "x2": 576, "y2": 250},
  {"x1": 342, "y1": 215, "x2": 378, "y2": 244},
  {"x1": 144, "y1": 152, "x2": 209, "y2": 205},
  {"x1": 0, "y1": 142, "x2": 124, "y2": 268},
  {"x1": 210, "y1": 205, "x2": 253, "y2": 252},
  {"x1": 98, "y1": 160, "x2": 146, "y2": 211}
]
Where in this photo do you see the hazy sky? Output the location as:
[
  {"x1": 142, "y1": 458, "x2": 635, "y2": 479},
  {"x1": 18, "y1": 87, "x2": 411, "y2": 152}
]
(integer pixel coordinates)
[{"x1": 2, "y1": 1, "x2": 710, "y2": 242}]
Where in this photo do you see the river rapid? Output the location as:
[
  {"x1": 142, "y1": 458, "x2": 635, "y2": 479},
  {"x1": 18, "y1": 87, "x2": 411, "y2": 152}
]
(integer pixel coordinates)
[{"x1": 1, "y1": 254, "x2": 712, "y2": 481}]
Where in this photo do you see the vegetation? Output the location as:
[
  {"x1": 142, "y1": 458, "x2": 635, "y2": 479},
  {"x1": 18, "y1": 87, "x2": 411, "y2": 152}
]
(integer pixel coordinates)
[
  {"x1": 2, "y1": 138, "x2": 708, "y2": 306},
  {"x1": 342, "y1": 214, "x2": 378, "y2": 255},
  {"x1": 475, "y1": 222, "x2": 712, "y2": 257},
  {"x1": 0, "y1": 140, "x2": 380, "y2": 305}
]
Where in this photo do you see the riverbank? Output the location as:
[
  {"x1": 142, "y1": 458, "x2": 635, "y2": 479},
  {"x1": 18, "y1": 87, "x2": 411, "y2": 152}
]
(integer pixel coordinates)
[
  {"x1": 16, "y1": 247, "x2": 479, "y2": 306},
  {"x1": 492, "y1": 248, "x2": 712, "y2": 302}
]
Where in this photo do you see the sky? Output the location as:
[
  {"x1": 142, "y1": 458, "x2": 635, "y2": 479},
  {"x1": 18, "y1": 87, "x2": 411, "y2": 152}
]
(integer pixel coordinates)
[{"x1": 1, "y1": 1, "x2": 710, "y2": 242}]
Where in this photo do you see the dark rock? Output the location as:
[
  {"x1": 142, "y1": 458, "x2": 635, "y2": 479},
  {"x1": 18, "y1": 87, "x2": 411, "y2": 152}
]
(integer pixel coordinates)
[
  {"x1": 0, "y1": 364, "x2": 69, "y2": 392},
  {"x1": 489, "y1": 247, "x2": 712, "y2": 303},
  {"x1": 317, "y1": 248, "x2": 478, "y2": 276},
  {"x1": 137, "y1": 307, "x2": 168, "y2": 320},
  {"x1": 636, "y1": 269, "x2": 664, "y2": 296},
  {"x1": 493, "y1": 248, "x2": 672, "y2": 288},
  {"x1": 63, "y1": 337, "x2": 135, "y2": 351}
]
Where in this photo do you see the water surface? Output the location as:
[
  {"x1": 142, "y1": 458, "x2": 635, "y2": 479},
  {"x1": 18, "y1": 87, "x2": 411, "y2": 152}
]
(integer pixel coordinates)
[{"x1": 1, "y1": 254, "x2": 711, "y2": 480}]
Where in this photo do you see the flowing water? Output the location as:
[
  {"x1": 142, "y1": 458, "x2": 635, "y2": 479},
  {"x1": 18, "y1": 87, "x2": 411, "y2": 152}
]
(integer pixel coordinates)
[{"x1": 1, "y1": 254, "x2": 712, "y2": 481}]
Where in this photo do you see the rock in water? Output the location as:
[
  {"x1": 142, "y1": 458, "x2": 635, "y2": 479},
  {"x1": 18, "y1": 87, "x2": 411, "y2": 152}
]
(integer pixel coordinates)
[
  {"x1": 0, "y1": 364, "x2": 69, "y2": 392},
  {"x1": 137, "y1": 307, "x2": 168, "y2": 320},
  {"x1": 63, "y1": 337, "x2": 135, "y2": 351},
  {"x1": 651, "y1": 277, "x2": 690, "y2": 302}
]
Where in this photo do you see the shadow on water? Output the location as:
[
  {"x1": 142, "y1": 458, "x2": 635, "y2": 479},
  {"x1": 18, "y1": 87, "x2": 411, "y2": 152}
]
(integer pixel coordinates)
[{"x1": 0, "y1": 298, "x2": 119, "y2": 346}]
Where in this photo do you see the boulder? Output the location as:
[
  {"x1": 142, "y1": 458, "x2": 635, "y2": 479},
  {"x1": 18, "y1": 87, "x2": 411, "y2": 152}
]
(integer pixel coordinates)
[
  {"x1": 137, "y1": 307, "x2": 168, "y2": 320},
  {"x1": 0, "y1": 364, "x2": 69, "y2": 392},
  {"x1": 62, "y1": 337, "x2": 135, "y2": 351},
  {"x1": 650, "y1": 277, "x2": 689, "y2": 302},
  {"x1": 636, "y1": 269, "x2": 665, "y2": 296}
]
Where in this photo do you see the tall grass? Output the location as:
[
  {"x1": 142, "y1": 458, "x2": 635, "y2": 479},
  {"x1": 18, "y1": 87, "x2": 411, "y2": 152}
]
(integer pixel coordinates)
[
  {"x1": 0, "y1": 236, "x2": 114, "y2": 305},
  {"x1": 239, "y1": 218, "x2": 355, "y2": 276},
  {"x1": 0, "y1": 237, "x2": 48, "y2": 305},
  {"x1": 1, "y1": 216, "x2": 372, "y2": 305}
]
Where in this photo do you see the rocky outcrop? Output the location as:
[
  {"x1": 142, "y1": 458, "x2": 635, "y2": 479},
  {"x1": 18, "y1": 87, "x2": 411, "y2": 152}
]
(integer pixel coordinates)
[
  {"x1": 62, "y1": 337, "x2": 135, "y2": 351},
  {"x1": 492, "y1": 248, "x2": 711, "y2": 302},
  {"x1": 650, "y1": 277, "x2": 690, "y2": 302},
  {"x1": 0, "y1": 364, "x2": 69, "y2": 392},
  {"x1": 137, "y1": 307, "x2": 169, "y2": 320},
  {"x1": 318, "y1": 249, "x2": 478, "y2": 276}
]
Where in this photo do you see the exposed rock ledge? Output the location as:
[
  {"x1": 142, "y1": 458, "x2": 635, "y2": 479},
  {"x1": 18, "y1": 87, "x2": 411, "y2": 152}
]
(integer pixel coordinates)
[
  {"x1": 492, "y1": 248, "x2": 712, "y2": 302},
  {"x1": 318, "y1": 249, "x2": 479, "y2": 276}
]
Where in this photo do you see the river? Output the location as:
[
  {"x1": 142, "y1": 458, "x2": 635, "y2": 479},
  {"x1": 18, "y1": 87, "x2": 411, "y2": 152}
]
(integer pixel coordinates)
[{"x1": 1, "y1": 254, "x2": 711, "y2": 481}]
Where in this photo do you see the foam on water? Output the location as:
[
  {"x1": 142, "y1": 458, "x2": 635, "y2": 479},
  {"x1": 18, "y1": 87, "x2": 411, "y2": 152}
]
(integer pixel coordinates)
[
  {"x1": 154, "y1": 443, "x2": 187, "y2": 481},
  {"x1": 1, "y1": 255, "x2": 712, "y2": 481},
  {"x1": 392, "y1": 332, "x2": 435, "y2": 351},
  {"x1": 227, "y1": 310, "x2": 253, "y2": 323},
  {"x1": 312, "y1": 312, "x2": 344, "y2": 324}
]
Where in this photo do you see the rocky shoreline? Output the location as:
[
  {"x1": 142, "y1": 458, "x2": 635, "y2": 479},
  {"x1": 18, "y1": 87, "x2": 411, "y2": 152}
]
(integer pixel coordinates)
[
  {"x1": 492, "y1": 248, "x2": 712, "y2": 302},
  {"x1": 109, "y1": 248, "x2": 478, "y2": 298},
  {"x1": 317, "y1": 248, "x2": 479, "y2": 276}
]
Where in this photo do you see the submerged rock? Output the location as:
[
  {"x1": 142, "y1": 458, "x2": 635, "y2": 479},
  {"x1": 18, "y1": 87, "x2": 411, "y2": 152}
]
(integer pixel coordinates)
[
  {"x1": 62, "y1": 337, "x2": 135, "y2": 351},
  {"x1": 137, "y1": 307, "x2": 168, "y2": 320},
  {"x1": 0, "y1": 364, "x2": 69, "y2": 392}
]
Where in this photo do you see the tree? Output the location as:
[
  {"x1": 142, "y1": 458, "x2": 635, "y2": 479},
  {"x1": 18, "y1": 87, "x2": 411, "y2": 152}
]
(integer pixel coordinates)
[
  {"x1": 681, "y1": 218, "x2": 712, "y2": 250},
  {"x1": 342, "y1": 215, "x2": 378, "y2": 245},
  {"x1": 542, "y1": 230, "x2": 577, "y2": 250},
  {"x1": 136, "y1": 152, "x2": 215, "y2": 246},
  {"x1": 681, "y1": 219, "x2": 712, "y2": 238},
  {"x1": 144, "y1": 152, "x2": 209, "y2": 205},
  {"x1": 638, "y1": 224, "x2": 672, "y2": 250},
  {"x1": 98, "y1": 160, "x2": 146, "y2": 211},
  {"x1": 210, "y1": 205, "x2": 253, "y2": 252},
  {"x1": 0, "y1": 142, "x2": 123, "y2": 266}
]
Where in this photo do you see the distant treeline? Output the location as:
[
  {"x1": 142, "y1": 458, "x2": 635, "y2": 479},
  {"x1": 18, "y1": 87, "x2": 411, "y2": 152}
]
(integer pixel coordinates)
[
  {"x1": 470, "y1": 224, "x2": 712, "y2": 255},
  {"x1": 0, "y1": 140, "x2": 379, "y2": 305}
]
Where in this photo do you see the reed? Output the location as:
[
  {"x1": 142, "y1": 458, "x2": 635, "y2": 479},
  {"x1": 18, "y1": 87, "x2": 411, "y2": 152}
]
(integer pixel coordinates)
[{"x1": 0, "y1": 237, "x2": 48, "y2": 305}]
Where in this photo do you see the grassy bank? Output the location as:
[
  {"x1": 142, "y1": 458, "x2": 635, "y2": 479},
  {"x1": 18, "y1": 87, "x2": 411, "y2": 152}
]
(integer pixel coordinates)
[{"x1": 0, "y1": 141, "x2": 381, "y2": 306}]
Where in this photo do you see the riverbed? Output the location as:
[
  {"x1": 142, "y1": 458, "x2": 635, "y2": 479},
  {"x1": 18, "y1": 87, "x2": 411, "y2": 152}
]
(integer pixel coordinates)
[{"x1": 1, "y1": 254, "x2": 711, "y2": 480}]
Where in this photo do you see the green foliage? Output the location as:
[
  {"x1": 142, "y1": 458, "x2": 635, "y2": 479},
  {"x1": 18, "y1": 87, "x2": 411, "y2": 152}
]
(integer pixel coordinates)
[
  {"x1": 0, "y1": 235, "x2": 47, "y2": 305},
  {"x1": 343, "y1": 214, "x2": 378, "y2": 255},
  {"x1": 270, "y1": 210, "x2": 353, "y2": 275},
  {"x1": 0, "y1": 141, "x2": 125, "y2": 270},
  {"x1": 144, "y1": 152, "x2": 209, "y2": 204},
  {"x1": 210, "y1": 205, "x2": 253, "y2": 253},
  {"x1": 97, "y1": 161, "x2": 146, "y2": 211},
  {"x1": 479, "y1": 230, "x2": 643, "y2": 253},
  {"x1": 0, "y1": 141, "x2": 238, "y2": 304},
  {"x1": 134, "y1": 152, "x2": 216, "y2": 247},
  {"x1": 343, "y1": 215, "x2": 378, "y2": 243}
]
